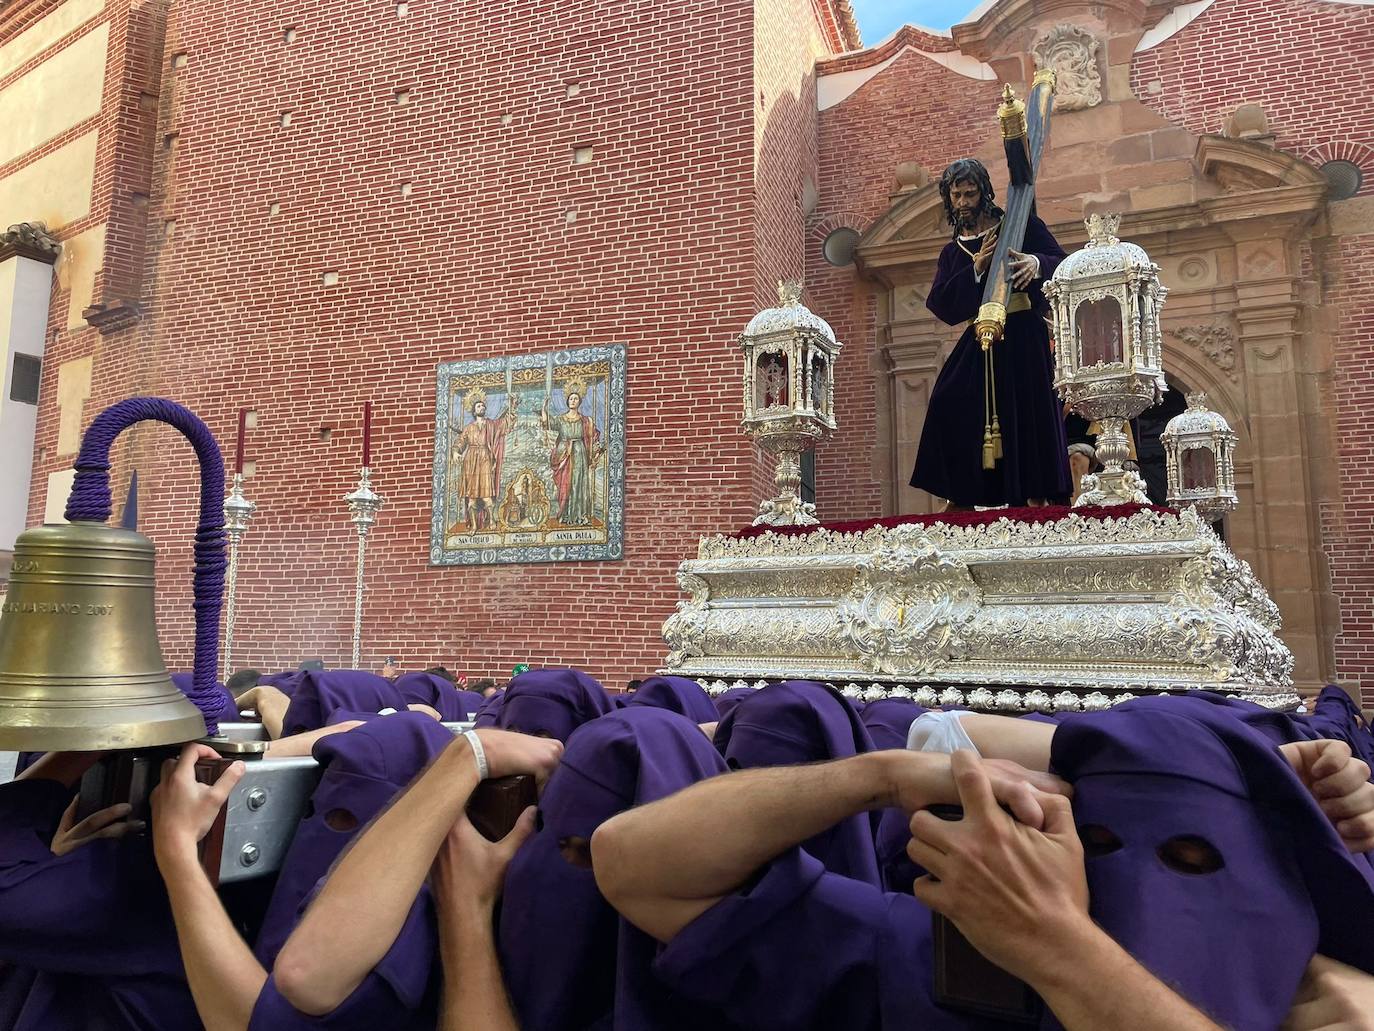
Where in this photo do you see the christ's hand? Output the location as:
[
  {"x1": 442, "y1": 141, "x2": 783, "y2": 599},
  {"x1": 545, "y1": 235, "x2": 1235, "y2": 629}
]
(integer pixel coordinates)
[
  {"x1": 973, "y1": 229, "x2": 999, "y2": 277},
  {"x1": 1008, "y1": 249, "x2": 1040, "y2": 289}
]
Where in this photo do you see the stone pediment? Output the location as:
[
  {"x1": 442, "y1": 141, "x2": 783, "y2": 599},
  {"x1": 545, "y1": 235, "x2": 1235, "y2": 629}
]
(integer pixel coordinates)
[
  {"x1": 951, "y1": 0, "x2": 1175, "y2": 61},
  {"x1": 1195, "y1": 135, "x2": 1326, "y2": 194},
  {"x1": 853, "y1": 185, "x2": 949, "y2": 285}
]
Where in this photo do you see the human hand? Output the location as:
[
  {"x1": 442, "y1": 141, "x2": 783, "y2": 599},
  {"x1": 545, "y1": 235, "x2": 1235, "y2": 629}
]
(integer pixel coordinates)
[
  {"x1": 973, "y1": 229, "x2": 999, "y2": 277},
  {"x1": 1282, "y1": 954, "x2": 1374, "y2": 1030},
  {"x1": 51, "y1": 797, "x2": 144, "y2": 856},
  {"x1": 471, "y1": 729, "x2": 563, "y2": 789},
  {"x1": 150, "y1": 743, "x2": 245, "y2": 866},
  {"x1": 885, "y1": 749, "x2": 1071, "y2": 831},
  {"x1": 432, "y1": 808, "x2": 536, "y2": 914},
  {"x1": 908, "y1": 750, "x2": 1092, "y2": 986},
  {"x1": 1008, "y1": 249, "x2": 1040, "y2": 289},
  {"x1": 1279, "y1": 739, "x2": 1374, "y2": 853}
]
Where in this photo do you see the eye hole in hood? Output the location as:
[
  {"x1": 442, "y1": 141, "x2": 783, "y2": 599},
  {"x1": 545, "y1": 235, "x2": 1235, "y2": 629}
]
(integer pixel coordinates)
[
  {"x1": 1078, "y1": 823, "x2": 1124, "y2": 858},
  {"x1": 1158, "y1": 834, "x2": 1225, "y2": 875}
]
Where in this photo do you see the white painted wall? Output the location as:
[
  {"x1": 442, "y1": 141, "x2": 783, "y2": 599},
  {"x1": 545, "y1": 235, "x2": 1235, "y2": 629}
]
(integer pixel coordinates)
[{"x1": 0, "y1": 253, "x2": 54, "y2": 550}]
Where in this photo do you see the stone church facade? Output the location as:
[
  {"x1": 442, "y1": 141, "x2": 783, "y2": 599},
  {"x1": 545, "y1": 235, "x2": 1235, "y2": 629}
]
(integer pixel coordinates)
[{"x1": 1, "y1": 0, "x2": 1370, "y2": 699}]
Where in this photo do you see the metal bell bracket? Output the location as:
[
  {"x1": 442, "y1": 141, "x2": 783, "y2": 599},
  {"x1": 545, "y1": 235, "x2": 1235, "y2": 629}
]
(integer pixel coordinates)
[{"x1": 65, "y1": 398, "x2": 231, "y2": 735}]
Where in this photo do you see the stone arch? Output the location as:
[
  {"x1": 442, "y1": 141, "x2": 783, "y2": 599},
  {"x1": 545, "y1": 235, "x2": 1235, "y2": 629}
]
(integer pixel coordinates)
[{"x1": 1300, "y1": 140, "x2": 1374, "y2": 198}]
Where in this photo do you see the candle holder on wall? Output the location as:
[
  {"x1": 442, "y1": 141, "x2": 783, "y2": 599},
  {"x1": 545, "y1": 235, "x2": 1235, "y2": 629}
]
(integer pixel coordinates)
[
  {"x1": 221, "y1": 473, "x2": 257, "y2": 678},
  {"x1": 345, "y1": 401, "x2": 380, "y2": 670},
  {"x1": 222, "y1": 408, "x2": 256, "y2": 679}
]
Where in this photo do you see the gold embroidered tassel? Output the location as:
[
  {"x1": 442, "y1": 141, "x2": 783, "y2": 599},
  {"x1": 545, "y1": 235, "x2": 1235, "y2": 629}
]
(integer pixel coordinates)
[
  {"x1": 988, "y1": 339, "x2": 1002, "y2": 462},
  {"x1": 982, "y1": 341, "x2": 996, "y2": 470}
]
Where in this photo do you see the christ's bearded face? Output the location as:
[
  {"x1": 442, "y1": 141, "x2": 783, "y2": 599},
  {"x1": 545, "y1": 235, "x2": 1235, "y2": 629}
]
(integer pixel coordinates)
[
  {"x1": 474, "y1": 401, "x2": 486, "y2": 417},
  {"x1": 949, "y1": 179, "x2": 983, "y2": 233}
]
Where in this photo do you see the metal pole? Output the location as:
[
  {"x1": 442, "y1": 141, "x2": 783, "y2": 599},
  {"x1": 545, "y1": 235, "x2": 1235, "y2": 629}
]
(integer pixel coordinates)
[
  {"x1": 343, "y1": 467, "x2": 383, "y2": 670},
  {"x1": 222, "y1": 472, "x2": 257, "y2": 679}
]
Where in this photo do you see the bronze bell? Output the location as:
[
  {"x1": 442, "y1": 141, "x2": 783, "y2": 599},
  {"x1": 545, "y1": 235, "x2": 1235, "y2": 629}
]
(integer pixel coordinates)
[{"x1": 0, "y1": 521, "x2": 207, "y2": 750}]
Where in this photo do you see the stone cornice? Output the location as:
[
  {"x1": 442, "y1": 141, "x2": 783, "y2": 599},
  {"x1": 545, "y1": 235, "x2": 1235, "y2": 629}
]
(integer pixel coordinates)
[{"x1": 0, "y1": 222, "x2": 60, "y2": 265}]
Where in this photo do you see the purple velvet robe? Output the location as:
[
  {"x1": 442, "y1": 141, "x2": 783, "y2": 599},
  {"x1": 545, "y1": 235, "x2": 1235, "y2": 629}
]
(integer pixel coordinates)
[
  {"x1": 860, "y1": 698, "x2": 926, "y2": 751},
  {"x1": 655, "y1": 696, "x2": 1374, "y2": 1031},
  {"x1": 0, "y1": 778, "x2": 197, "y2": 1030},
  {"x1": 714, "y1": 680, "x2": 882, "y2": 886},
  {"x1": 392, "y1": 671, "x2": 469, "y2": 721},
  {"x1": 624, "y1": 676, "x2": 718, "y2": 724},
  {"x1": 711, "y1": 687, "x2": 757, "y2": 719},
  {"x1": 495, "y1": 667, "x2": 613, "y2": 743},
  {"x1": 279, "y1": 670, "x2": 408, "y2": 736},
  {"x1": 472, "y1": 689, "x2": 505, "y2": 728},
  {"x1": 499, "y1": 707, "x2": 728, "y2": 1031},
  {"x1": 910, "y1": 215, "x2": 1071, "y2": 507}
]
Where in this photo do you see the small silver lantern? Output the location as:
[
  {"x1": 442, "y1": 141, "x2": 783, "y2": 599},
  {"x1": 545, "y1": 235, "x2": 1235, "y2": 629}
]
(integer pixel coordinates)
[
  {"x1": 740, "y1": 281, "x2": 841, "y2": 526},
  {"x1": 1161, "y1": 392, "x2": 1238, "y2": 521},
  {"x1": 1045, "y1": 213, "x2": 1167, "y2": 506}
]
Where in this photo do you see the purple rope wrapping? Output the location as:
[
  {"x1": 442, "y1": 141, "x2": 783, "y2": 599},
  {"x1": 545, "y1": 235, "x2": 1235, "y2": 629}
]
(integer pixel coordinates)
[{"x1": 64, "y1": 397, "x2": 227, "y2": 734}]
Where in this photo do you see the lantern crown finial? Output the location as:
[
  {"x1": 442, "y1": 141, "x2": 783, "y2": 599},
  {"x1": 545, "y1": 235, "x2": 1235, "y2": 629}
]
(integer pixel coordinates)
[
  {"x1": 777, "y1": 280, "x2": 803, "y2": 306},
  {"x1": 1084, "y1": 212, "x2": 1122, "y2": 247},
  {"x1": 1186, "y1": 391, "x2": 1209, "y2": 410}
]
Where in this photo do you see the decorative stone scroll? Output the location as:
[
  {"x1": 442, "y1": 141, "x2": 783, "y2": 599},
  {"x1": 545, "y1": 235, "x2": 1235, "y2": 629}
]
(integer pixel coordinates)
[{"x1": 1032, "y1": 25, "x2": 1102, "y2": 112}]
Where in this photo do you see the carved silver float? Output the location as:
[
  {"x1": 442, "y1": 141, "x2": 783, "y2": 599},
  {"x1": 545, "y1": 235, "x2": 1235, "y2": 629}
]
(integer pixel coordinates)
[{"x1": 662, "y1": 507, "x2": 1296, "y2": 709}]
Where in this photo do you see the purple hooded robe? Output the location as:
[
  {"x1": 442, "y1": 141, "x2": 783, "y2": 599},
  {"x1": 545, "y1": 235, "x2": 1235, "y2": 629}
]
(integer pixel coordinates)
[
  {"x1": 714, "y1": 680, "x2": 882, "y2": 886},
  {"x1": 499, "y1": 707, "x2": 728, "y2": 1030},
  {"x1": 623, "y1": 676, "x2": 718, "y2": 724}
]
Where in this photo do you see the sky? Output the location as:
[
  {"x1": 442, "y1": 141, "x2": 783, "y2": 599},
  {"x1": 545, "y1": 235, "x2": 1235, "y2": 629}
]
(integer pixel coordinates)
[{"x1": 849, "y1": 0, "x2": 983, "y2": 41}]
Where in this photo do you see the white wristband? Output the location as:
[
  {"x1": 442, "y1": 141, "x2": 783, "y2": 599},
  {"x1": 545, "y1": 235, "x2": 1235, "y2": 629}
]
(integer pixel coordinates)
[
  {"x1": 906, "y1": 711, "x2": 979, "y2": 755},
  {"x1": 462, "y1": 729, "x2": 489, "y2": 781}
]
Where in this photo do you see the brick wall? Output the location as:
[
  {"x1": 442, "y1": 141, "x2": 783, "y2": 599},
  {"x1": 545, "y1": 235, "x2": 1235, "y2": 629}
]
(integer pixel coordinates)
[
  {"x1": 1319, "y1": 228, "x2": 1374, "y2": 702},
  {"x1": 1132, "y1": 0, "x2": 1374, "y2": 193},
  {"x1": 25, "y1": 0, "x2": 822, "y2": 686}
]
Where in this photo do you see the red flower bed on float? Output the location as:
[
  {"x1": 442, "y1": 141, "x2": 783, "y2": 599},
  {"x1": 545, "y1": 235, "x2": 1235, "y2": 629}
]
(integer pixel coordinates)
[{"x1": 729, "y1": 503, "x2": 1175, "y2": 539}]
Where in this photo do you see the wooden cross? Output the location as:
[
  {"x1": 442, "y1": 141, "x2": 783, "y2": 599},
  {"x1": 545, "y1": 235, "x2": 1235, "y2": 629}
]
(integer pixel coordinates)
[{"x1": 972, "y1": 70, "x2": 1058, "y2": 467}]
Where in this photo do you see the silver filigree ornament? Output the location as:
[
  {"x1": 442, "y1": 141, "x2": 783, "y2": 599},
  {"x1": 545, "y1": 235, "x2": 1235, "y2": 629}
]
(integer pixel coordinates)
[
  {"x1": 1045, "y1": 213, "x2": 1168, "y2": 506},
  {"x1": 740, "y1": 282, "x2": 842, "y2": 526}
]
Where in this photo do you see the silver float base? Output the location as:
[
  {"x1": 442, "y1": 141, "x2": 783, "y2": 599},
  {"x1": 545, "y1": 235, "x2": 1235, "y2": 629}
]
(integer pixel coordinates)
[{"x1": 661, "y1": 507, "x2": 1297, "y2": 712}]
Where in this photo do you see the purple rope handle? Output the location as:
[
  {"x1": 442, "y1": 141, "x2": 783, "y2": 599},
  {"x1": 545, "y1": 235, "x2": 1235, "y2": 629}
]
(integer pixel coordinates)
[{"x1": 65, "y1": 398, "x2": 226, "y2": 734}]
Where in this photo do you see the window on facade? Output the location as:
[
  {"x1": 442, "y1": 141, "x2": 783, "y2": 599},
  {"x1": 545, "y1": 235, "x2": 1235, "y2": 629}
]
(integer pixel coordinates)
[
  {"x1": 822, "y1": 227, "x2": 860, "y2": 268},
  {"x1": 9, "y1": 353, "x2": 40, "y2": 405},
  {"x1": 1320, "y1": 160, "x2": 1363, "y2": 201}
]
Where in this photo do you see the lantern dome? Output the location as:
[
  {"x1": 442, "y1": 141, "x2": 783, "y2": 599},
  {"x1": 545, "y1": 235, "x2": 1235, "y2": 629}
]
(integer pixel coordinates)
[
  {"x1": 1161, "y1": 393, "x2": 1236, "y2": 441},
  {"x1": 1053, "y1": 213, "x2": 1154, "y2": 284},
  {"x1": 743, "y1": 281, "x2": 836, "y2": 343}
]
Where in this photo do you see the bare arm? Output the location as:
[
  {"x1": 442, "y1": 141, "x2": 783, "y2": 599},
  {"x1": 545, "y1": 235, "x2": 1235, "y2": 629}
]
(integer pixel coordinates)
[
  {"x1": 263, "y1": 720, "x2": 362, "y2": 759},
  {"x1": 274, "y1": 730, "x2": 562, "y2": 1015},
  {"x1": 958, "y1": 712, "x2": 1056, "y2": 772},
  {"x1": 592, "y1": 750, "x2": 1065, "y2": 944},
  {"x1": 152, "y1": 744, "x2": 261, "y2": 1031},
  {"x1": 910, "y1": 752, "x2": 1221, "y2": 1031},
  {"x1": 240, "y1": 685, "x2": 291, "y2": 740},
  {"x1": 432, "y1": 811, "x2": 535, "y2": 1031}
]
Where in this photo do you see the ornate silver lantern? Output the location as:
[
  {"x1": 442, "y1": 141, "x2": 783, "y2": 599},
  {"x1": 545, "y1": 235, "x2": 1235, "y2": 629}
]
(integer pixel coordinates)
[
  {"x1": 740, "y1": 281, "x2": 841, "y2": 526},
  {"x1": 1045, "y1": 213, "x2": 1167, "y2": 506},
  {"x1": 1161, "y1": 392, "x2": 1238, "y2": 521}
]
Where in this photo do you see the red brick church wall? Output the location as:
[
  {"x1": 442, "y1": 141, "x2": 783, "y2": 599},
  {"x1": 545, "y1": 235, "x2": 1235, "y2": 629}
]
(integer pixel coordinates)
[{"x1": 22, "y1": 0, "x2": 840, "y2": 684}]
